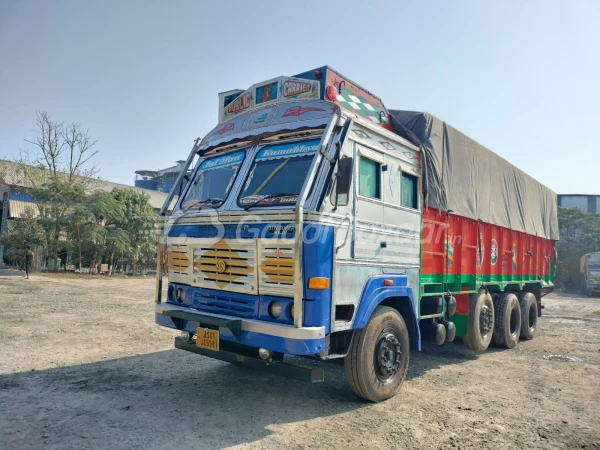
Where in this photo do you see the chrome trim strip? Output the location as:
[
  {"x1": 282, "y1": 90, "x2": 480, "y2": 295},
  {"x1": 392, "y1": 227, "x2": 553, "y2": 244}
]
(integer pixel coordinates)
[
  {"x1": 335, "y1": 260, "x2": 420, "y2": 268},
  {"x1": 156, "y1": 303, "x2": 325, "y2": 339},
  {"x1": 156, "y1": 140, "x2": 201, "y2": 303},
  {"x1": 293, "y1": 111, "x2": 342, "y2": 327}
]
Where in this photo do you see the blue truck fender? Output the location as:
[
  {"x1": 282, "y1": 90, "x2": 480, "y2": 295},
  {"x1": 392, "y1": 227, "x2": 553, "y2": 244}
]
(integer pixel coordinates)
[{"x1": 352, "y1": 274, "x2": 421, "y2": 351}]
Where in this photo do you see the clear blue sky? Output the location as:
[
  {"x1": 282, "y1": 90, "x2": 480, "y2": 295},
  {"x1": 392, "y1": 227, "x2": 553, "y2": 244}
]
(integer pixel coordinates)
[{"x1": 1, "y1": 1, "x2": 598, "y2": 193}]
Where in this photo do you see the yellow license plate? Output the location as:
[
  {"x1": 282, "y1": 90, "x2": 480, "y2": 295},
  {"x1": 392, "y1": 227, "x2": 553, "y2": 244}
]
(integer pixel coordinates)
[{"x1": 196, "y1": 328, "x2": 219, "y2": 351}]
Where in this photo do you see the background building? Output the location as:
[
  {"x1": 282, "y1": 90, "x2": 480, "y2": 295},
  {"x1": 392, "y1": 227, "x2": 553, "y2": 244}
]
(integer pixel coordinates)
[
  {"x1": 0, "y1": 160, "x2": 176, "y2": 263},
  {"x1": 135, "y1": 160, "x2": 189, "y2": 194},
  {"x1": 558, "y1": 194, "x2": 600, "y2": 214}
]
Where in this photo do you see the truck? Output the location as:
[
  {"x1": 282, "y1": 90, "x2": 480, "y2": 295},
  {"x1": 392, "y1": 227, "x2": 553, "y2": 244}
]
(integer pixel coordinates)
[
  {"x1": 154, "y1": 67, "x2": 558, "y2": 402},
  {"x1": 581, "y1": 252, "x2": 600, "y2": 296}
]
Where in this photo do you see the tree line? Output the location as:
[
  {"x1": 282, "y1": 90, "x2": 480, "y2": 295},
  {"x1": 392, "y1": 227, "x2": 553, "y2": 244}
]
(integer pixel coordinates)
[
  {"x1": 0, "y1": 112, "x2": 157, "y2": 274},
  {"x1": 555, "y1": 206, "x2": 600, "y2": 291}
]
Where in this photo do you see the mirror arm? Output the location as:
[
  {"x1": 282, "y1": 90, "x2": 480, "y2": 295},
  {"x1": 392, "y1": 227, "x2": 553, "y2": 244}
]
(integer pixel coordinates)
[{"x1": 332, "y1": 174, "x2": 340, "y2": 212}]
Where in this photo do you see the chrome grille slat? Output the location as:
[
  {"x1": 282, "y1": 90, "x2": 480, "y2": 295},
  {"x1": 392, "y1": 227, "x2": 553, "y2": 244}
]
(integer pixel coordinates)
[
  {"x1": 167, "y1": 243, "x2": 191, "y2": 284},
  {"x1": 167, "y1": 238, "x2": 298, "y2": 300},
  {"x1": 258, "y1": 239, "x2": 295, "y2": 296},
  {"x1": 192, "y1": 239, "x2": 257, "y2": 294}
]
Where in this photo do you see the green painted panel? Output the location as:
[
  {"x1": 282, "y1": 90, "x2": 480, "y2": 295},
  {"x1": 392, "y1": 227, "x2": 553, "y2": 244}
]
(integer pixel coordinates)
[
  {"x1": 450, "y1": 314, "x2": 468, "y2": 337},
  {"x1": 420, "y1": 273, "x2": 544, "y2": 299}
]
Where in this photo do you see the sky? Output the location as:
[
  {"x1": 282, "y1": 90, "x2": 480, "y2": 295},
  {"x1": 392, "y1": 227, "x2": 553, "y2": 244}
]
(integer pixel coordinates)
[{"x1": 0, "y1": 1, "x2": 598, "y2": 194}]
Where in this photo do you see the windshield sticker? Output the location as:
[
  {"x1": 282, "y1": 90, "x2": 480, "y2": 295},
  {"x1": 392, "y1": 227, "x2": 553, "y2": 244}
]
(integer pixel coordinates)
[
  {"x1": 282, "y1": 106, "x2": 325, "y2": 117},
  {"x1": 239, "y1": 195, "x2": 299, "y2": 205},
  {"x1": 271, "y1": 101, "x2": 333, "y2": 125},
  {"x1": 214, "y1": 123, "x2": 235, "y2": 135},
  {"x1": 242, "y1": 106, "x2": 276, "y2": 131},
  {"x1": 256, "y1": 82, "x2": 278, "y2": 105},
  {"x1": 205, "y1": 114, "x2": 247, "y2": 142},
  {"x1": 199, "y1": 151, "x2": 245, "y2": 170},
  {"x1": 227, "y1": 91, "x2": 251, "y2": 115},
  {"x1": 283, "y1": 80, "x2": 313, "y2": 98},
  {"x1": 256, "y1": 140, "x2": 320, "y2": 161}
]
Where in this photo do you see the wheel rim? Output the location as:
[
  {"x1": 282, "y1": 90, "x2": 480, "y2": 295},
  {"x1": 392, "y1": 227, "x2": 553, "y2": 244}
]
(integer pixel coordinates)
[
  {"x1": 374, "y1": 328, "x2": 402, "y2": 383},
  {"x1": 479, "y1": 304, "x2": 493, "y2": 338}
]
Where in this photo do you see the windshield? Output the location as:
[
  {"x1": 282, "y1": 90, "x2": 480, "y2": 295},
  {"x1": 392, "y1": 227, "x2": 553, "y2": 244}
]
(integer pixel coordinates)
[
  {"x1": 238, "y1": 139, "x2": 320, "y2": 208},
  {"x1": 589, "y1": 262, "x2": 600, "y2": 271},
  {"x1": 180, "y1": 150, "x2": 245, "y2": 211}
]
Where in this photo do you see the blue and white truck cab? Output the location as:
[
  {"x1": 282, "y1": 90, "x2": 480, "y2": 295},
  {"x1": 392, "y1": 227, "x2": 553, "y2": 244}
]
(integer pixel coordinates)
[{"x1": 155, "y1": 67, "x2": 424, "y2": 402}]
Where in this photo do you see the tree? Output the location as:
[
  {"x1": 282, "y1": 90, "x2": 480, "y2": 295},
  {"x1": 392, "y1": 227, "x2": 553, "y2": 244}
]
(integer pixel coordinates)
[
  {"x1": 0, "y1": 209, "x2": 45, "y2": 267},
  {"x1": 66, "y1": 190, "x2": 125, "y2": 271},
  {"x1": 32, "y1": 178, "x2": 87, "y2": 270},
  {"x1": 14, "y1": 111, "x2": 99, "y2": 269},
  {"x1": 109, "y1": 188, "x2": 156, "y2": 274},
  {"x1": 556, "y1": 207, "x2": 600, "y2": 290},
  {"x1": 20, "y1": 111, "x2": 98, "y2": 181}
]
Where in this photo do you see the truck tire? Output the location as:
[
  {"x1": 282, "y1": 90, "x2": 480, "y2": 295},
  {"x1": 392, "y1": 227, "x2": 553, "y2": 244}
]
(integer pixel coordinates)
[
  {"x1": 345, "y1": 306, "x2": 410, "y2": 402},
  {"x1": 492, "y1": 293, "x2": 521, "y2": 349},
  {"x1": 463, "y1": 289, "x2": 494, "y2": 351},
  {"x1": 518, "y1": 292, "x2": 537, "y2": 340}
]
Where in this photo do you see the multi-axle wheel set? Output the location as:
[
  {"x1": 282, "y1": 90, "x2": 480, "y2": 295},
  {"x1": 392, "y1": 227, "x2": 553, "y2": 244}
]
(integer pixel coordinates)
[{"x1": 463, "y1": 289, "x2": 538, "y2": 351}]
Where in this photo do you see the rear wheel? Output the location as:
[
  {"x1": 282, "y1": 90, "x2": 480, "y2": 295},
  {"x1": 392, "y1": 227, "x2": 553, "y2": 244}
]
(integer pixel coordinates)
[
  {"x1": 345, "y1": 306, "x2": 410, "y2": 402},
  {"x1": 493, "y1": 293, "x2": 521, "y2": 349},
  {"x1": 518, "y1": 292, "x2": 537, "y2": 340},
  {"x1": 463, "y1": 289, "x2": 495, "y2": 351}
]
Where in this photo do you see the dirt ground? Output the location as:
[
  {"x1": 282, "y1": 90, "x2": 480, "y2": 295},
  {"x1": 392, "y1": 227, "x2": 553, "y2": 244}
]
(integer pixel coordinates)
[{"x1": 0, "y1": 273, "x2": 599, "y2": 450}]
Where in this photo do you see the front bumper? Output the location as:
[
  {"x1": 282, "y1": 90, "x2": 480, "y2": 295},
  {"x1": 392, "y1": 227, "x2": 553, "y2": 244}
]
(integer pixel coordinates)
[{"x1": 155, "y1": 303, "x2": 326, "y2": 355}]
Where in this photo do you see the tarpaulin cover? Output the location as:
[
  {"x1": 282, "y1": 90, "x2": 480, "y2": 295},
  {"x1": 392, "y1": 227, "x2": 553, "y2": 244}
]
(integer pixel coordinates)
[{"x1": 389, "y1": 111, "x2": 559, "y2": 240}]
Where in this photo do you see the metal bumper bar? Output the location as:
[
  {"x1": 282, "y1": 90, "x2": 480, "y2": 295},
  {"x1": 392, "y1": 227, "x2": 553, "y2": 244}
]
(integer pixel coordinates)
[
  {"x1": 156, "y1": 303, "x2": 326, "y2": 340},
  {"x1": 174, "y1": 337, "x2": 324, "y2": 383},
  {"x1": 161, "y1": 307, "x2": 243, "y2": 341}
]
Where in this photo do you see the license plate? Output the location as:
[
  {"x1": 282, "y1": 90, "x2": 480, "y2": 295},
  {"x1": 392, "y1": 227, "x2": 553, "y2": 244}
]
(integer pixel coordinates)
[{"x1": 196, "y1": 328, "x2": 219, "y2": 351}]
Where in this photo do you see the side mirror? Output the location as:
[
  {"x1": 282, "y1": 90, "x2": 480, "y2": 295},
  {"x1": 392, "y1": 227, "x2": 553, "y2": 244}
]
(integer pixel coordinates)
[
  {"x1": 333, "y1": 157, "x2": 353, "y2": 210},
  {"x1": 179, "y1": 173, "x2": 191, "y2": 196}
]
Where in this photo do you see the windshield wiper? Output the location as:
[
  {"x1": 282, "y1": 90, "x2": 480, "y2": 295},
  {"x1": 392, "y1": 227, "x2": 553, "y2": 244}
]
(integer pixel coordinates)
[
  {"x1": 197, "y1": 198, "x2": 224, "y2": 211},
  {"x1": 183, "y1": 198, "x2": 224, "y2": 212},
  {"x1": 242, "y1": 192, "x2": 298, "y2": 210}
]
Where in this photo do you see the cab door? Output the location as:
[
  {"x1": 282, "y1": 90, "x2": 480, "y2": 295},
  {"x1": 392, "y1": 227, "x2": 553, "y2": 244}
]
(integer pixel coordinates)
[{"x1": 351, "y1": 144, "x2": 385, "y2": 261}]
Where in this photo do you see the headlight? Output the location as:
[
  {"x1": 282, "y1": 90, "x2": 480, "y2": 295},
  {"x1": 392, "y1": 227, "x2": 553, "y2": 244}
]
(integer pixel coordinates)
[
  {"x1": 268, "y1": 301, "x2": 283, "y2": 319},
  {"x1": 176, "y1": 288, "x2": 185, "y2": 302},
  {"x1": 289, "y1": 304, "x2": 294, "y2": 320}
]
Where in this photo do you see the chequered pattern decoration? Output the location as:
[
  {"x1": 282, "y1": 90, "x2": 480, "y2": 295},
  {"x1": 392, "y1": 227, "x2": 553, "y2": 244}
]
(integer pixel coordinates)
[{"x1": 336, "y1": 88, "x2": 386, "y2": 124}]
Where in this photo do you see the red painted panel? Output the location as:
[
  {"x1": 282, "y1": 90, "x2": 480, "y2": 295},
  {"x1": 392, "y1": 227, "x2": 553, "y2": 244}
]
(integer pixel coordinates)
[
  {"x1": 422, "y1": 208, "x2": 446, "y2": 275},
  {"x1": 325, "y1": 68, "x2": 395, "y2": 131},
  {"x1": 455, "y1": 293, "x2": 470, "y2": 315},
  {"x1": 422, "y1": 207, "x2": 556, "y2": 279}
]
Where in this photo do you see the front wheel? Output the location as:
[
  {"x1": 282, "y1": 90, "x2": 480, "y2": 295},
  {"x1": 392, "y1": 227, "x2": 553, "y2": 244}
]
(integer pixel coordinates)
[{"x1": 345, "y1": 306, "x2": 410, "y2": 402}]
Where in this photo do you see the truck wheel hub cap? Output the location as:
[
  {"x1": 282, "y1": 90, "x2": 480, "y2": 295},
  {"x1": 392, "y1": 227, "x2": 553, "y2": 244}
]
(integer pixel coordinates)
[
  {"x1": 479, "y1": 305, "x2": 493, "y2": 336},
  {"x1": 375, "y1": 330, "x2": 401, "y2": 382}
]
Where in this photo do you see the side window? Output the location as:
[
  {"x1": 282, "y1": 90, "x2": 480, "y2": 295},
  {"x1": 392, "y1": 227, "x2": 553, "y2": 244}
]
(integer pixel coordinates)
[
  {"x1": 401, "y1": 172, "x2": 418, "y2": 209},
  {"x1": 359, "y1": 156, "x2": 381, "y2": 199}
]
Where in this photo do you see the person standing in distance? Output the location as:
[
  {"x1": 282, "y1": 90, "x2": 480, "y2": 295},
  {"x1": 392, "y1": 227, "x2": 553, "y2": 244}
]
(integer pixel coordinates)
[{"x1": 20, "y1": 246, "x2": 35, "y2": 279}]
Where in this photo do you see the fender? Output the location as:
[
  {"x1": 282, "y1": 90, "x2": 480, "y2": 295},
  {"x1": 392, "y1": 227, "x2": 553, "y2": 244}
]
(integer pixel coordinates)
[{"x1": 352, "y1": 274, "x2": 421, "y2": 350}]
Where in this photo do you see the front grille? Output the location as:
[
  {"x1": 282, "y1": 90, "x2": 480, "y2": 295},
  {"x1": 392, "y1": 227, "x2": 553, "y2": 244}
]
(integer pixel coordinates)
[
  {"x1": 258, "y1": 239, "x2": 295, "y2": 296},
  {"x1": 193, "y1": 239, "x2": 257, "y2": 294},
  {"x1": 168, "y1": 247, "x2": 190, "y2": 274},
  {"x1": 167, "y1": 244, "x2": 191, "y2": 284},
  {"x1": 193, "y1": 290, "x2": 257, "y2": 318}
]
